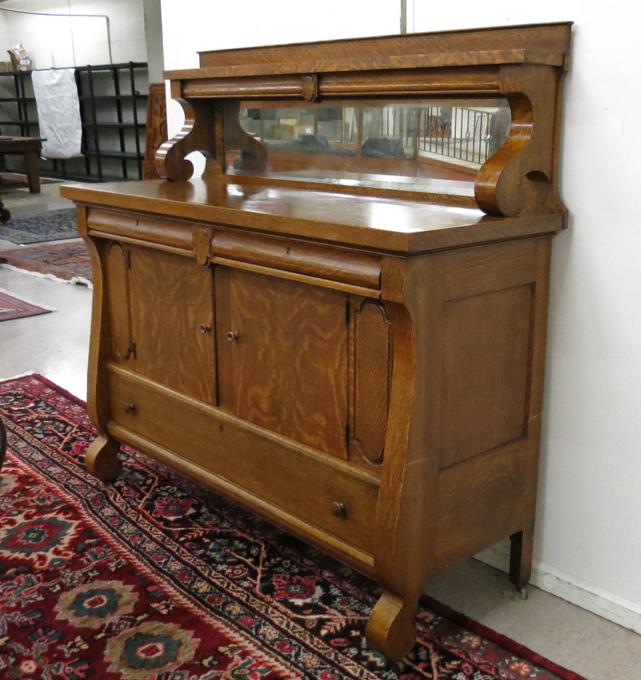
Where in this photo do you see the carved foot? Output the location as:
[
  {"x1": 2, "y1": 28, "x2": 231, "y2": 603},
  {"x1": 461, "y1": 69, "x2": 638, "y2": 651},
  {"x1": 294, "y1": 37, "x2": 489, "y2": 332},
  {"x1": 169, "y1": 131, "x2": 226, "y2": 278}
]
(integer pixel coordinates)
[
  {"x1": 509, "y1": 530, "x2": 533, "y2": 592},
  {"x1": 86, "y1": 435, "x2": 122, "y2": 482},
  {"x1": 366, "y1": 590, "x2": 417, "y2": 661}
]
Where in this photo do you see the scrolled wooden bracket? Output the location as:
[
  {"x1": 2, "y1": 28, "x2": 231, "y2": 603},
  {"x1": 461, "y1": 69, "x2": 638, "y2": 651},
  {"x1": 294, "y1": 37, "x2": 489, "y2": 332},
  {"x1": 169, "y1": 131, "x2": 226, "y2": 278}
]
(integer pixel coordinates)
[
  {"x1": 475, "y1": 64, "x2": 565, "y2": 217},
  {"x1": 155, "y1": 91, "x2": 220, "y2": 181}
]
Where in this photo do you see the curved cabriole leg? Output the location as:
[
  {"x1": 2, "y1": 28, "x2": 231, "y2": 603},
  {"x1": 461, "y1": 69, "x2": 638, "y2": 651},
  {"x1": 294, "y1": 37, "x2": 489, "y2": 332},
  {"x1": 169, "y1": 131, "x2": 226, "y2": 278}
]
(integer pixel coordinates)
[
  {"x1": 86, "y1": 435, "x2": 122, "y2": 482},
  {"x1": 366, "y1": 590, "x2": 417, "y2": 661}
]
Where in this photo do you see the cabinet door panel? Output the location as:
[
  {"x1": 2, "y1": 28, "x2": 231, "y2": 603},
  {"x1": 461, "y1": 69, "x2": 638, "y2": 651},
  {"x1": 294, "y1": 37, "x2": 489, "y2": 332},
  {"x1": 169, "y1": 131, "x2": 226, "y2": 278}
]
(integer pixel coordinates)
[
  {"x1": 128, "y1": 246, "x2": 216, "y2": 404},
  {"x1": 216, "y1": 268, "x2": 348, "y2": 458},
  {"x1": 104, "y1": 241, "x2": 135, "y2": 362},
  {"x1": 349, "y1": 298, "x2": 391, "y2": 468}
]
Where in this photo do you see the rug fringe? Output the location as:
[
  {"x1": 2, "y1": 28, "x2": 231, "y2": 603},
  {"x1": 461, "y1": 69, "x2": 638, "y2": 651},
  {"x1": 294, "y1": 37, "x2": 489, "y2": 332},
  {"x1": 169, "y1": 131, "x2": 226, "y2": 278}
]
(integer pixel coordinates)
[{"x1": 0, "y1": 263, "x2": 92, "y2": 289}]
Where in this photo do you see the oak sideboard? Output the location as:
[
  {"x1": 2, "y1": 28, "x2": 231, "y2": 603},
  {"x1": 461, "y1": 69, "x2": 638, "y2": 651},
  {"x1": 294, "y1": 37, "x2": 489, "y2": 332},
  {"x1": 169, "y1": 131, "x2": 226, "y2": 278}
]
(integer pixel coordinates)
[{"x1": 61, "y1": 22, "x2": 571, "y2": 660}]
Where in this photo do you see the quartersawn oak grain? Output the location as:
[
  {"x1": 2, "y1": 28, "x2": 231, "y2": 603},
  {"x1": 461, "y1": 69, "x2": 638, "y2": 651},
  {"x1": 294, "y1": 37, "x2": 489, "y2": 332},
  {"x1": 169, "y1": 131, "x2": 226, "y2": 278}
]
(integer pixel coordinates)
[{"x1": 62, "y1": 23, "x2": 570, "y2": 662}]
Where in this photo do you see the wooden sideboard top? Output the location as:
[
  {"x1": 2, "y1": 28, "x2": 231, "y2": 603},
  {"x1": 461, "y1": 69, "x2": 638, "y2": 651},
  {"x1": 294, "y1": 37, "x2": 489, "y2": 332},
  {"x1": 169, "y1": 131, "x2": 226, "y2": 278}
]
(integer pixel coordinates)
[{"x1": 61, "y1": 178, "x2": 563, "y2": 254}]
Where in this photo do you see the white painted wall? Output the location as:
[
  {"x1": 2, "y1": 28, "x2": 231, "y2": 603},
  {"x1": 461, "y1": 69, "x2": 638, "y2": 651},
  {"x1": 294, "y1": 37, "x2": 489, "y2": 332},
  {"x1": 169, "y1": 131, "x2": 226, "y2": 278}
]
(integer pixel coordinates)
[
  {"x1": 160, "y1": 1, "x2": 641, "y2": 630},
  {"x1": 0, "y1": 0, "x2": 147, "y2": 68},
  {"x1": 143, "y1": 0, "x2": 164, "y2": 82},
  {"x1": 161, "y1": 0, "x2": 400, "y2": 148},
  {"x1": 0, "y1": 13, "x2": 10, "y2": 57},
  {"x1": 407, "y1": 0, "x2": 641, "y2": 622}
]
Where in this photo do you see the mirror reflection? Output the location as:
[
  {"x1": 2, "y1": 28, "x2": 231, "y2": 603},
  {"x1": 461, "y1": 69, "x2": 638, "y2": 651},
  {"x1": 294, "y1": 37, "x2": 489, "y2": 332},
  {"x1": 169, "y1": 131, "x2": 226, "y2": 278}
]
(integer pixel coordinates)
[{"x1": 227, "y1": 100, "x2": 511, "y2": 194}]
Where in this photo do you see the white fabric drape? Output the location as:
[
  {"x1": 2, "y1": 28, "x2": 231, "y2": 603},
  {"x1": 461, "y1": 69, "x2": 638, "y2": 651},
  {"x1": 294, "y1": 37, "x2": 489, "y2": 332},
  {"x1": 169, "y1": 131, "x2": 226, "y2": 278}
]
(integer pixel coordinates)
[{"x1": 31, "y1": 69, "x2": 82, "y2": 159}]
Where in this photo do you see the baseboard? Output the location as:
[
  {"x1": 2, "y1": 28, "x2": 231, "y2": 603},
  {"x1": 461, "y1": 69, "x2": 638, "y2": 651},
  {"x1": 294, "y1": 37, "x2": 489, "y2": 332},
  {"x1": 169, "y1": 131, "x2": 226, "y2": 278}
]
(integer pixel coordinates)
[{"x1": 475, "y1": 542, "x2": 641, "y2": 635}]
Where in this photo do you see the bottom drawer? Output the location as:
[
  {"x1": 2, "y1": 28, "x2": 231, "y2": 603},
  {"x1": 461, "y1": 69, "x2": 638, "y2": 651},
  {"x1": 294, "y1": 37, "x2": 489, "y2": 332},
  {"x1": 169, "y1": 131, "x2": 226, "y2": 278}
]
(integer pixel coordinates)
[{"x1": 107, "y1": 367, "x2": 379, "y2": 558}]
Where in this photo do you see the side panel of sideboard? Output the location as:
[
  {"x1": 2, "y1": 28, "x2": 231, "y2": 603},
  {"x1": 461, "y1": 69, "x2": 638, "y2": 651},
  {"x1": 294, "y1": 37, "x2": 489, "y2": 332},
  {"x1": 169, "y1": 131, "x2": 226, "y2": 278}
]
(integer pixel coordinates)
[
  {"x1": 368, "y1": 236, "x2": 551, "y2": 656},
  {"x1": 433, "y1": 236, "x2": 551, "y2": 579}
]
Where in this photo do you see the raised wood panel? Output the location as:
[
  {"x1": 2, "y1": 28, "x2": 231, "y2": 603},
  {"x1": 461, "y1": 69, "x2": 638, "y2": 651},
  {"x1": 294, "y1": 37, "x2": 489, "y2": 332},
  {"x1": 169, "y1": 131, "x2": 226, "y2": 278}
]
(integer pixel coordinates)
[
  {"x1": 435, "y1": 441, "x2": 529, "y2": 568},
  {"x1": 216, "y1": 268, "x2": 348, "y2": 457},
  {"x1": 104, "y1": 242, "x2": 134, "y2": 362},
  {"x1": 107, "y1": 367, "x2": 377, "y2": 556},
  {"x1": 442, "y1": 238, "x2": 539, "y2": 301},
  {"x1": 439, "y1": 283, "x2": 533, "y2": 469},
  {"x1": 128, "y1": 246, "x2": 216, "y2": 404},
  {"x1": 349, "y1": 299, "x2": 391, "y2": 468}
]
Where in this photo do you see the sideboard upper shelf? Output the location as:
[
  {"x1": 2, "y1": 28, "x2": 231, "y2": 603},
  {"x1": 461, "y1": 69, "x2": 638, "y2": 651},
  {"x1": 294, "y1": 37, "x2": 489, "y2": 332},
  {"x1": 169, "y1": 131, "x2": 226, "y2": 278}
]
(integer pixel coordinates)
[{"x1": 157, "y1": 23, "x2": 572, "y2": 221}]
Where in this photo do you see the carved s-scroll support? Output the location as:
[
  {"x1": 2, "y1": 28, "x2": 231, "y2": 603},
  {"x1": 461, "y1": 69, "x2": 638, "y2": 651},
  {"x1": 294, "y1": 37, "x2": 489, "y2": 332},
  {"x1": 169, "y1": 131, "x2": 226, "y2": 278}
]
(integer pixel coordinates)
[
  {"x1": 155, "y1": 85, "x2": 220, "y2": 180},
  {"x1": 475, "y1": 64, "x2": 566, "y2": 217},
  {"x1": 155, "y1": 85, "x2": 267, "y2": 179},
  {"x1": 78, "y1": 208, "x2": 123, "y2": 482},
  {"x1": 366, "y1": 256, "x2": 441, "y2": 660}
]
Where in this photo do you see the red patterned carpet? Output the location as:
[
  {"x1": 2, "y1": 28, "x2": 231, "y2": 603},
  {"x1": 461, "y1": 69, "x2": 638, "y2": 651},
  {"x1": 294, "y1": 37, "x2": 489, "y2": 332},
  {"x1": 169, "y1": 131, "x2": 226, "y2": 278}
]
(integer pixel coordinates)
[
  {"x1": 0, "y1": 375, "x2": 586, "y2": 680},
  {"x1": 0, "y1": 240, "x2": 91, "y2": 284},
  {"x1": 0, "y1": 290, "x2": 51, "y2": 322}
]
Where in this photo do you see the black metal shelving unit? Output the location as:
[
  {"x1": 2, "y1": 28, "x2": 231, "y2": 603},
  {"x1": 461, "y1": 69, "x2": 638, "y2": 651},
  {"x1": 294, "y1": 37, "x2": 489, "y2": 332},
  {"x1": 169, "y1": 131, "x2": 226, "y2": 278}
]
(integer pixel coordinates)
[{"x1": 0, "y1": 62, "x2": 148, "y2": 182}]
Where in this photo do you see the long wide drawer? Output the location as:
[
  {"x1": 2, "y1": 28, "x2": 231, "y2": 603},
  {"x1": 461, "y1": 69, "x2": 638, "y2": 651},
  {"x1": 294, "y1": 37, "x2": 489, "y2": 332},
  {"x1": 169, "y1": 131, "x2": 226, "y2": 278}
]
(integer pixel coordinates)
[{"x1": 106, "y1": 366, "x2": 379, "y2": 560}]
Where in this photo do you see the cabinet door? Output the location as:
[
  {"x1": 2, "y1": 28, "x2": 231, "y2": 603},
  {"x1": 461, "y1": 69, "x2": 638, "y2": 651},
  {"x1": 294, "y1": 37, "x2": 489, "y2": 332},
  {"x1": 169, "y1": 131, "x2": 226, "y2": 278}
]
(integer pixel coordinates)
[
  {"x1": 120, "y1": 245, "x2": 216, "y2": 404},
  {"x1": 215, "y1": 268, "x2": 348, "y2": 458}
]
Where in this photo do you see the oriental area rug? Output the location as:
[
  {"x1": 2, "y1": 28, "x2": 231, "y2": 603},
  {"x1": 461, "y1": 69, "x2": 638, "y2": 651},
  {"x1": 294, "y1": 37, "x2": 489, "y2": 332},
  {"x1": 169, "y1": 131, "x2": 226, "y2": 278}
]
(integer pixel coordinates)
[
  {"x1": 0, "y1": 240, "x2": 91, "y2": 285},
  {"x1": 0, "y1": 375, "x2": 586, "y2": 680},
  {"x1": 0, "y1": 208, "x2": 78, "y2": 245},
  {"x1": 0, "y1": 290, "x2": 51, "y2": 322}
]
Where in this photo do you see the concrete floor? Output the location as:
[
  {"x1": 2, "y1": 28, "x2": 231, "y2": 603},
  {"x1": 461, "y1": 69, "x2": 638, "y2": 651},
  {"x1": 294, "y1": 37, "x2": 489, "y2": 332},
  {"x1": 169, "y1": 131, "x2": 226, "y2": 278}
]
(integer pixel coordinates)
[{"x1": 1, "y1": 182, "x2": 640, "y2": 680}]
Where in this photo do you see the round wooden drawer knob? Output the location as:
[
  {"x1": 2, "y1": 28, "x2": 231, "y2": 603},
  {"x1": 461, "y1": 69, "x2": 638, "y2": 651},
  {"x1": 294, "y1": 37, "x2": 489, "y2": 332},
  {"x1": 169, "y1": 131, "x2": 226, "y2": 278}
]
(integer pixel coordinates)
[
  {"x1": 200, "y1": 323, "x2": 212, "y2": 334},
  {"x1": 124, "y1": 402, "x2": 137, "y2": 414},
  {"x1": 331, "y1": 501, "x2": 347, "y2": 517},
  {"x1": 226, "y1": 331, "x2": 240, "y2": 342}
]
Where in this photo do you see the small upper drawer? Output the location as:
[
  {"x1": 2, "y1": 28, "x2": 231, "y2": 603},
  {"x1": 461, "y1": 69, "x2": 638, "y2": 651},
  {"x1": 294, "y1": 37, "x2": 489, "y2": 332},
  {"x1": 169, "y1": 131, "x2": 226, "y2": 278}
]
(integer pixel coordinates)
[
  {"x1": 87, "y1": 208, "x2": 194, "y2": 253},
  {"x1": 212, "y1": 230, "x2": 381, "y2": 295}
]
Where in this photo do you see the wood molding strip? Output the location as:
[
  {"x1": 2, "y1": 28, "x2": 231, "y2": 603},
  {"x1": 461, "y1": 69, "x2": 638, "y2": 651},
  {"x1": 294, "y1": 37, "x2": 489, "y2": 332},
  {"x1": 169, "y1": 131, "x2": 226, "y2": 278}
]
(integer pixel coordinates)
[{"x1": 180, "y1": 67, "x2": 502, "y2": 100}]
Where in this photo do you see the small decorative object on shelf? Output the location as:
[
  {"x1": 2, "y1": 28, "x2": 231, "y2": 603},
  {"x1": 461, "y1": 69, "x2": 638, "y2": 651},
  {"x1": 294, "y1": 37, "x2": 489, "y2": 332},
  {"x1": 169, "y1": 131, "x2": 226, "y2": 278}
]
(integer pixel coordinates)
[
  {"x1": 61, "y1": 22, "x2": 572, "y2": 661},
  {"x1": 7, "y1": 43, "x2": 32, "y2": 72}
]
